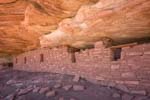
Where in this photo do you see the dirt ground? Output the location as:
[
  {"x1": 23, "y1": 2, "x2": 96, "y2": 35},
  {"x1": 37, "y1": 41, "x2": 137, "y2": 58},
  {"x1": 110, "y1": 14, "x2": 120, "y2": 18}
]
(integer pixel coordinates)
[{"x1": 0, "y1": 68, "x2": 149, "y2": 100}]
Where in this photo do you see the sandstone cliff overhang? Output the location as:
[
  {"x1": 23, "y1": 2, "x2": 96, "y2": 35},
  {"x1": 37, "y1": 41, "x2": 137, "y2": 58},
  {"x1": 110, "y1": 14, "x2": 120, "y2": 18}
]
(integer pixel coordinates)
[{"x1": 0, "y1": 0, "x2": 150, "y2": 55}]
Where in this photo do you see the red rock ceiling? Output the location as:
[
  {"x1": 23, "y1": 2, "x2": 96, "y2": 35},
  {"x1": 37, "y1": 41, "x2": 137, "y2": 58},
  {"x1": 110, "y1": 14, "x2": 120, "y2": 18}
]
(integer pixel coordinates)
[{"x1": 0, "y1": 0, "x2": 150, "y2": 56}]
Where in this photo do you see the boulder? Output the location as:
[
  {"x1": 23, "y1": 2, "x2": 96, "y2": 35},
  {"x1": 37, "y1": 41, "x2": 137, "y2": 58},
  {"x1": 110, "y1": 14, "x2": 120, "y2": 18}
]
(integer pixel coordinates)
[
  {"x1": 39, "y1": 87, "x2": 50, "y2": 94},
  {"x1": 63, "y1": 85, "x2": 72, "y2": 91},
  {"x1": 73, "y1": 85, "x2": 85, "y2": 91},
  {"x1": 54, "y1": 84, "x2": 62, "y2": 89},
  {"x1": 73, "y1": 75, "x2": 80, "y2": 82},
  {"x1": 45, "y1": 90, "x2": 56, "y2": 97},
  {"x1": 18, "y1": 87, "x2": 33, "y2": 96},
  {"x1": 112, "y1": 93, "x2": 121, "y2": 98}
]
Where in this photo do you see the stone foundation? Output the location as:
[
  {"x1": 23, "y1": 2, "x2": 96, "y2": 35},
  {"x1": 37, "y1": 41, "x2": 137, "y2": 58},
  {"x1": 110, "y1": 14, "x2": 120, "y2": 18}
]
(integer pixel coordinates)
[{"x1": 13, "y1": 42, "x2": 150, "y2": 95}]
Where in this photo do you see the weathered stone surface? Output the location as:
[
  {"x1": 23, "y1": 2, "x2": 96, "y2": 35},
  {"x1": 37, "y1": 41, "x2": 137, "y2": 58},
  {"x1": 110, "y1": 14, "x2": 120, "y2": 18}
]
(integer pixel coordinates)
[
  {"x1": 63, "y1": 85, "x2": 72, "y2": 91},
  {"x1": 121, "y1": 72, "x2": 136, "y2": 78},
  {"x1": 116, "y1": 84, "x2": 129, "y2": 93},
  {"x1": 130, "y1": 90, "x2": 147, "y2": 95},
  {"x1": 73, "y1": 85, "x2": 85, "y2": 91},
  {"x1": 124, "y1": 81, "x2": 139, "y2": 85},
  {"x1": 6, "y1": 80, "x2": 16, "y2": 85},
  {"x1": 59, "y1": 97, "x2": 64, "y2": 100},
  {"x1": 99, "y1": 81, "x2": 109, "y2": 86},
  {"x1": 111, "y1": 65, "x2": 120, "y2": 70},
  {"x1": 70, "y1": 98, "x2": 76, "y2": 100},
  {"x1": 54, "y1": 84, "x2": 62, "y2": 89},
  {"x1": 112, "y1": 93, "x2": 121, "y2": 98},
  {"x1": 132, "y1": 96, "x2": 149, "y2": 100},
  {"x1": 0, "y1": 0, "x2": 97, "y2": 55},
  {"x1": 107, "y1": 81, "x2": 116, "y2": 87},
  {"x1": 32, "y1": 87, "x2": 40, "y2": 93},
  {"x1": 122, "y1": 94, "x2": 134, "y2": 100},
  {"x1": 39, "y1": 87, "x2": 49, "y2": 94},
  {"x1": 40, "y1": 0, "x2": 150, "y2": 49},
  {"x1": 86, "y1": 78, "x2": 100, "y2": 84},
  {"x1": 1, "y1": 68, "x2": 150, "y2": 100},
  {"x1": 14, "y1": 83, "x2": 23, "y2": 87},
  {"x1": 45, "y1": 90, "x2": 56, "y2": 97},
  {"x1": 18, "y1": 87, "x2": 33, "y2": 96},
  {"x1": 73, "y1": 75, "x2": 80, "y2": 82},
  {"x1": 5, "y1": 93, "x2": 15, "y2": 100}
]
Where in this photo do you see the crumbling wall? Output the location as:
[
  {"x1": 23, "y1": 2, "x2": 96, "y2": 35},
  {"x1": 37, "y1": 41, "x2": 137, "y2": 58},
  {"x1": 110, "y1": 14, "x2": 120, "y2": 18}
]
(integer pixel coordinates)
[{"x1": 13, "y1": 42, "x2": 150, "y2": 94}]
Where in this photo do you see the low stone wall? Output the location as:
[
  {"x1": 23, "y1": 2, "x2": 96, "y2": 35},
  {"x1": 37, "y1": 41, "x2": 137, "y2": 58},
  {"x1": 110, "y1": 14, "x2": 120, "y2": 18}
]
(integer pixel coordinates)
[{"x1": 13, "y1": 42, "x2": 150, "y2": 95}]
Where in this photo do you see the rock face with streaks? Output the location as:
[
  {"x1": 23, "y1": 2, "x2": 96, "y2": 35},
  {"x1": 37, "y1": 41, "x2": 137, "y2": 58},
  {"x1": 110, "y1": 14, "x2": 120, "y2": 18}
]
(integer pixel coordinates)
[
  {"x1": 0, "y1": 0, "x2": 150, "y2": 55},
  {"x1": 40, "y1": 0, "x2": 150, "y2": 48},
  {"x1": 0, "y1": 0, "x2": 40, "y2": 55}
]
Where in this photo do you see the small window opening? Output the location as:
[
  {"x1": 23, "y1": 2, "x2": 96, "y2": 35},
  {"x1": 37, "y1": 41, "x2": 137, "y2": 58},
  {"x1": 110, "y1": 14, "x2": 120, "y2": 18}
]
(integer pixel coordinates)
[
  {"x1": 8, "y1": 63, "x2": 13, "y2": 67},
  {"x1": 112, "y1": 48, "x2": 122, "y2": 61},
  {"x1": 71, "y1": 52, "x2": 76, "y2": 63},
  {"x1": 40, "y1": 54, "x2": 44, "y2": 62},
  {"x1": 24, "y1": 57, "x2": 27, "y2": 64}
]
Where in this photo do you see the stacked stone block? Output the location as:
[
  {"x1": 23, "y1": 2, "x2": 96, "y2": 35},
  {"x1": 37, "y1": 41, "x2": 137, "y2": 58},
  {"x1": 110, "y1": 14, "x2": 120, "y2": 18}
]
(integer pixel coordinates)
[{"x1": 13, "y1": 42, "x2": 150, "y2": 93}]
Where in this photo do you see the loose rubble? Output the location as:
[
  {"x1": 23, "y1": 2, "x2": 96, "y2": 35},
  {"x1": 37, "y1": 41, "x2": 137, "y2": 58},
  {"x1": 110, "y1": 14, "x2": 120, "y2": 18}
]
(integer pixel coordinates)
[
  {"x1": 73, "y1": 85, "x2": 85, "y2": 91},
  {"x1": 63, "y1": 85, "x2": 72, "y2": 91},
  {"x1": 0, "y1": 69, "x2": 149, "y2": 100},
  {"x1": 45, "y1": 90, "x2": 56, "y2": 97}
]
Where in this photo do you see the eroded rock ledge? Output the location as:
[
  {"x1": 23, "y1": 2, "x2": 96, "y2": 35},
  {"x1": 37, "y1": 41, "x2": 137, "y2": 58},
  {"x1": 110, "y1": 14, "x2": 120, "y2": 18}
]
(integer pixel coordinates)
[{"x1": 0, "y1": 0, "x2": 150, "y2": 55}]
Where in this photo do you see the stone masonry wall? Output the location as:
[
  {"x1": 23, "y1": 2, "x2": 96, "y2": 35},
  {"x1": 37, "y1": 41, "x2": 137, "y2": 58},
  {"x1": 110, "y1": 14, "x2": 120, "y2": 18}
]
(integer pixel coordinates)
[
  {"x1": 0, "y1": 58, "x2": 6, "y2": 69},
  {"x1": 0, "y1": 64, "x2": 3, "y2": 69},
  {"x1": 13, "y1": 42, "x2": 150, "y2": 94}
]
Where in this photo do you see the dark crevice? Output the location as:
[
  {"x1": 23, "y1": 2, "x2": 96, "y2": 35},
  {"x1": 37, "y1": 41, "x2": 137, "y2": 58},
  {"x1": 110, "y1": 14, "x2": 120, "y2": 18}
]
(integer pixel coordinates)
[
  {"x1": 28, "y1": 0, "x2": 50, "y2": 16},
  {"x1": 0, "y1": 0, "x2": 19, "y2": 5}
]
